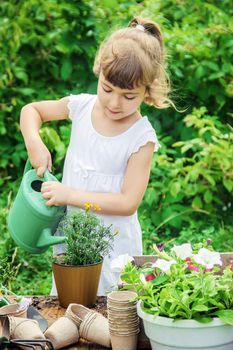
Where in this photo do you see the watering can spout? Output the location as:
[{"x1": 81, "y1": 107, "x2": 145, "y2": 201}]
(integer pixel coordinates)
[{"x1": 37, "y1": 228, "x2": 66, "y2": 248}]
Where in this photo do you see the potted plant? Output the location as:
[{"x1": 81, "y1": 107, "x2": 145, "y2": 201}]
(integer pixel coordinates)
[
  {"x1": 53, "y1": 203, "x2": 115, "y2": 308},
  {"x1": 112, "y1": 242, "x2": 233, "y2": 350}
]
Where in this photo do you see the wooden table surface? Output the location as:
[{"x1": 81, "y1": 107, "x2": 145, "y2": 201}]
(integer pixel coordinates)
[{"x1": 32, "y1": 296, "x2": 151, "y2": 350}]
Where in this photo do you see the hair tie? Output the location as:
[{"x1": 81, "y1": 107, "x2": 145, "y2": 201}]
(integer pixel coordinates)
[{"x1": 136, "y1": 24, "x2": 145, "y2": 32}]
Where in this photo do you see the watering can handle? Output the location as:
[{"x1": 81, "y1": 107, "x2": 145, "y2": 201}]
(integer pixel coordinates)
[
  {"x1": 23, "y1": 159, "x2": 57, "y2": 182},
  {"x1": 43, "y1": 168, "x2": 58, "y2": 182},
  {"x1": 23, "y1": 159, "x2": 33, "y2": 175}
]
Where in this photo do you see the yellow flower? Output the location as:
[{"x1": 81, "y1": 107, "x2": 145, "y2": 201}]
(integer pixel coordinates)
[
  {"x1": 93, "y1": 204, "x2": 101, "y2": 212},
  {"x1": 84, "y1": 202, "x2": 93, "y2": 211}
]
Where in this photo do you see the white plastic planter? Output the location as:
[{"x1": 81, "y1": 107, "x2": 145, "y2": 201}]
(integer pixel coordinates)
[{"x1": 137, "y1": 300, "x2": 233, "y2": 350}]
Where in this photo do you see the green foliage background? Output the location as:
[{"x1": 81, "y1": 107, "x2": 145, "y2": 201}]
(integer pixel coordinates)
[{"x1": 0, "y1": 0, "x2": 232, "y2": 294}]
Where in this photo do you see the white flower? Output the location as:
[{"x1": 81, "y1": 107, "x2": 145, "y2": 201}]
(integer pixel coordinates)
[
  {"x1": 18, "y1": 297, "x2": 32, "y2": 310},
  {"x1": 171, "y1": 243, "x2": 193, "y2": 260},
  {"x1": 110, "y1": 254, "x2": 134, "y2": 272},
  {"x1": 140, "y1": 273, "x2": 147, "y2": 284},
  {"x1": 192, "y1": 248, "x2": 222, "y2": 269},
  {"x1": 153, "y1": 259, "x2": 176, "y2": 272}
]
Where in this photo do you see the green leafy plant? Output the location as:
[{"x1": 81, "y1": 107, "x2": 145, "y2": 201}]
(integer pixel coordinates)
[
  {"x1": 0, "y1": 0, "x2": 97, "y2": 196},
  {"x1": 139, "y1": 0, "x2": 233, "y2": 137},
  {"x1": 0, "y1": 248, "x2": 20, "y2": 290},
  {"x1": 113, "y1": 242, "x2": 233, "y2": 325},
  {"x1": 140, "y1": 107, "x2": 233, "y2": 238},
  {"x1": 55, "y1": 205, "x2": 116, "y2": 265}
]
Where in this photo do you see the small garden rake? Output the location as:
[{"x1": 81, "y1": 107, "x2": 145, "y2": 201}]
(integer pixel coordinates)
[{"x1": 0, "y1": 336, "x2": 54, "y2": 350}]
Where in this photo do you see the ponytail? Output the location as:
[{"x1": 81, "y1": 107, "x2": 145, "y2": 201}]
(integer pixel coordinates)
[{"x1": 93, "y1": 16, "x2": 174, "y2": 109}]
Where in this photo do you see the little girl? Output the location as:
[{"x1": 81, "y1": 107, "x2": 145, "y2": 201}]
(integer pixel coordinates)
[{"x1": 20, "y1": 16, "x2": 172, "y2": 295}]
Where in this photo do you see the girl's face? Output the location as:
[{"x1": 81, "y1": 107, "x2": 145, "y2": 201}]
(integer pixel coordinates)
[{"x1": 97, "y1": 71, "x2": 146, "y2": 120}]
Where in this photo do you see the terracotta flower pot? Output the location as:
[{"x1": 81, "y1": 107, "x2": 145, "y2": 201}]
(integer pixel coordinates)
[{"x1": 52, "y1": 260, "x2": 103, "y2": 308}]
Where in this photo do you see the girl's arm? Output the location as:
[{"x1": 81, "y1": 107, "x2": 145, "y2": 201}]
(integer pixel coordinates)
[
  {"x1": 41, "y1": 142, "x2": 155, "y2": 216},
  {"x1": 20, "y1": 97, "x2": 69, "y2": 176}
]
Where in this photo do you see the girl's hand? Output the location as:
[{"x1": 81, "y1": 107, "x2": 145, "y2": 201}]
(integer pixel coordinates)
[
  {"x1": 41, "y1": 181, "x2": 72, "y2": 206},
  {"x1": 26, "y1": 138, "x2": 52, "y2": 177}
]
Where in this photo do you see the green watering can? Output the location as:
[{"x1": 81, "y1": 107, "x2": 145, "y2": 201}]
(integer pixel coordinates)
[{"x1": 8, "y1": 160, "x2": 66, "y2": 254}]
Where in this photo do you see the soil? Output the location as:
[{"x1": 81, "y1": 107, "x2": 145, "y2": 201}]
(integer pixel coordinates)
[{"x1": 31, "y1": 296, "x2": 108, "y2": 317}]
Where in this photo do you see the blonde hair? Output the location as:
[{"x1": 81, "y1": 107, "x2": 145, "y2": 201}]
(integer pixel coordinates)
[{"x1": 93, "y1": 16, "x2": 173, "y2": 109}]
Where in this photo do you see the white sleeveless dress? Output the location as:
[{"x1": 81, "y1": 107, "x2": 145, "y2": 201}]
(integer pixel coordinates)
[{"x1": 52, "y1": 93, "x2": 160, "y2": 296}]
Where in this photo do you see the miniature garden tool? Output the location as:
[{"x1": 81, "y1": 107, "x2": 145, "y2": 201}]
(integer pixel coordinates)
[
  {"x1": 0, "y1": 337, "x2": 54, "y2": 350},
  {"x1": 27, "y1": 306, "x2": 48, "y2": 333},
  {"x1": 8, "y1": 159, "x2": 66, "y2": 254}
]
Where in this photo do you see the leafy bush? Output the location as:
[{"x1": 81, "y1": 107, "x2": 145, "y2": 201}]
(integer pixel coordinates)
[
  {"x1": 140, "y1": 107, "x2": 232, "y2": 253},
  {"x1": 0, "y1": 249, "x2": 20, "y2": 290},
  {"x1": 0, "y1": 0, "x2": 97, "y2": 198},
  {"x1": 142, "y1": 219, "x2": 233, "y2": 255},
  {"x1": 139, "y1": 0, "x2": 233, "y2": 138},
  {"x1": 140, "y1": 107, "x2": 232, "y2": 231}
]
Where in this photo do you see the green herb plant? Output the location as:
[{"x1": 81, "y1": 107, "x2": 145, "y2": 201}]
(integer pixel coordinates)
[
  {"x1": 55, "y1": 204, "x2": 115, "y2": 266},
  {"x1": 117, "y1": 242, "x2": 233, "y2": 325}
]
